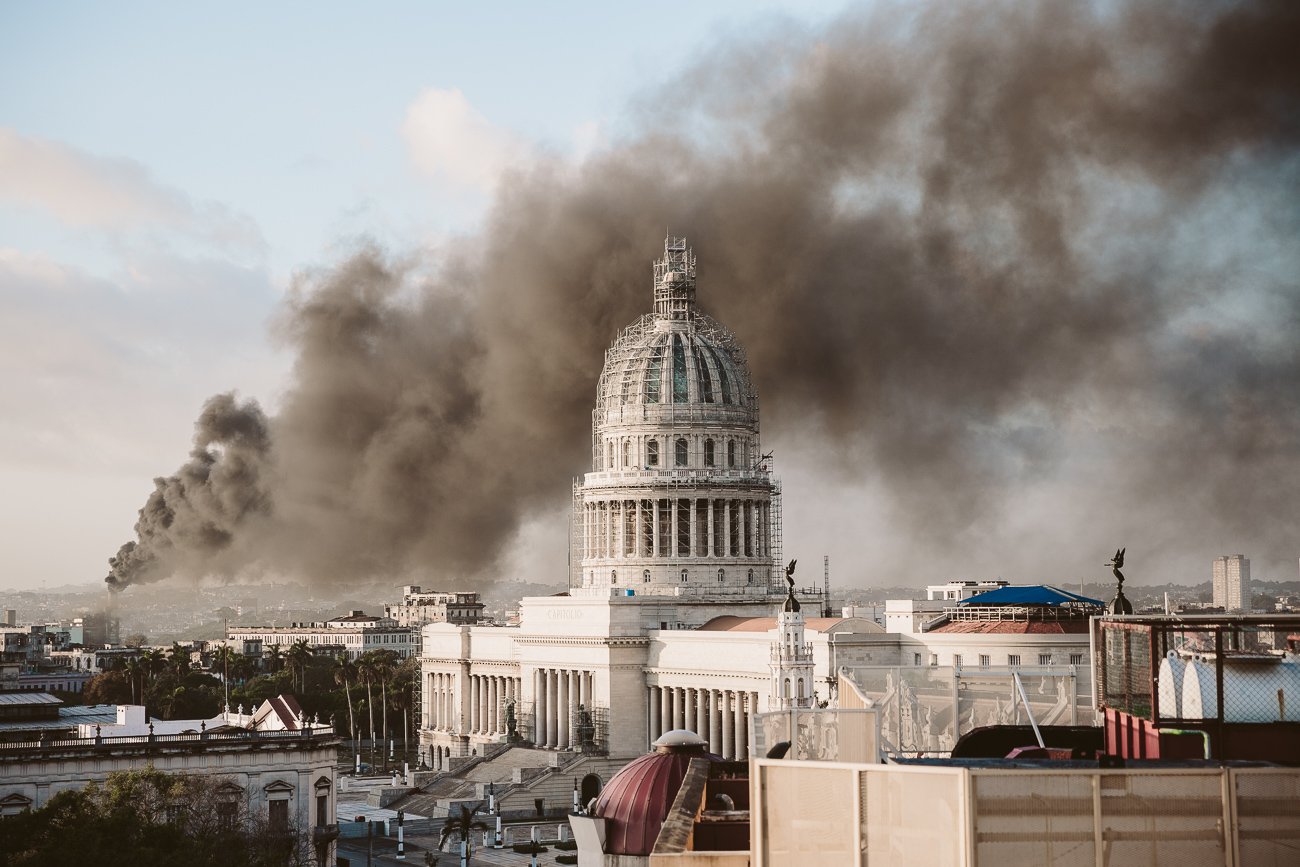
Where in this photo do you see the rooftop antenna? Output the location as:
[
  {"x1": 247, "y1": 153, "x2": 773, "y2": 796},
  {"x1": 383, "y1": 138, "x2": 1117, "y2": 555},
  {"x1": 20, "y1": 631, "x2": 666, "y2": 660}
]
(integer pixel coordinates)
[{"x1": 222, "y1": 617, "x2": 230, "y2": 715}]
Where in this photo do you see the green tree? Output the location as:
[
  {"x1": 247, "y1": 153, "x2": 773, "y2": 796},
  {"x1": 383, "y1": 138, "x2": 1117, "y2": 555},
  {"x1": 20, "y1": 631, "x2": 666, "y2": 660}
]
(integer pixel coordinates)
[
  {"x1": 286, "y1": 639, "x2": 313, "y2": 694},
  {"x1": 0, "y1": 766, "x2": 313, "y2": 866},
  {"x1": 83, "y1": 669, "x2": 132, "y2": 706}
]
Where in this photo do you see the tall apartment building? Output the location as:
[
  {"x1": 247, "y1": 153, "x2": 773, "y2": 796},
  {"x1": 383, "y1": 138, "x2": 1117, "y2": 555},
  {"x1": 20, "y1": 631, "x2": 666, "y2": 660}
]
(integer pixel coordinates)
[{"x1": 1213, "y1": 554, "x2": 1250, "y2": 611}]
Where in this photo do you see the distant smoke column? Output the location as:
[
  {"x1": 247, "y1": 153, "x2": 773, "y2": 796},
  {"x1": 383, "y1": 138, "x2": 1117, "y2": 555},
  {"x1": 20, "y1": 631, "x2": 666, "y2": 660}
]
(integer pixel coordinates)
[{"x1": 1212, "y1": 555, "x2": 1250, "y2": 612}]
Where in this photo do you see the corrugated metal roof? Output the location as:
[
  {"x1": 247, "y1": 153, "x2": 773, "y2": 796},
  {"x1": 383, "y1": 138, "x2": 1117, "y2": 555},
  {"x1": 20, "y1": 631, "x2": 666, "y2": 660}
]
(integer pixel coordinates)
[
  {"x1": 0, "y1": 691, "x2": 62, "y2": 706},
  {"x1": 959, "y1": 585, "x2": 1103, "y2": 607}
]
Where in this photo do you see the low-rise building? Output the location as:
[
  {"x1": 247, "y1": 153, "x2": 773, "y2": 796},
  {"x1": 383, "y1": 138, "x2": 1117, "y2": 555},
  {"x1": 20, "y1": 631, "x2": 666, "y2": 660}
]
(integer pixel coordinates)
[
  {"x1": 228, "y1": 610, "x2": 417, "y2": 661},
  {"x1": 0, "y1": 696, "x2": 340, "y2": 864},
  {"x1": 384, "y1": 585, "x2": 484, "y2": 627}
]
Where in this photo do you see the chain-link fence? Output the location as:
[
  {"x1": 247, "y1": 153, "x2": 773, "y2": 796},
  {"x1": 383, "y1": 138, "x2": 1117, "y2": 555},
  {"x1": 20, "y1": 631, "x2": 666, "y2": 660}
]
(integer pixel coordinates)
[{"x1": 1096, "y1": 616, "x2": 1300, "y2": 723}]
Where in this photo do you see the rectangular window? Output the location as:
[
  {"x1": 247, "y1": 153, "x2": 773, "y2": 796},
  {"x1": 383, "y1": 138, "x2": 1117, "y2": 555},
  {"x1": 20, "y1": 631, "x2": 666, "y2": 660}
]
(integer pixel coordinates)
[
  {"x1": 217, "y1": 802, "x2": 236, "y2": 831},
  {"x1": 317, "y1": 794, "x2": 328, "y2": 826},
  {"x1": 953, "y1": 654, "x2": 963, "y2": 668},
  {"x1": 1007, "y1": 654, "x2": 1021, "y2": 667},
  {"x1": 930, "y1": 654, "x2": 939, "y2": 666},
  {"x1": 913, "y1": 653, "x2": 922, "y2": 666},
  {"x1": 1039, "y1": 654, "x2": 1053, "y2": 666},
  {"x1": 978, "y1": 654, "x2": 990, "y2": 668},
  {"x1": 269, "y1": 799, "x2": 288, "y2": 831},
  {"x1": 1070, "y1": 653, "x2": 1084, "y2": 666}
]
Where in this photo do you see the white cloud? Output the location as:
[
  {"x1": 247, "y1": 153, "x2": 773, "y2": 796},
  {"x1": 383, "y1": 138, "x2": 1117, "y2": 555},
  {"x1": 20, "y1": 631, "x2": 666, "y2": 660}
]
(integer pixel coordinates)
[
  {"x1": 0, "y1": 128, "x2": 265, "y2": 255},
  {"x1": 401, "y1": 88, "x2": 528, "y2": 191}
]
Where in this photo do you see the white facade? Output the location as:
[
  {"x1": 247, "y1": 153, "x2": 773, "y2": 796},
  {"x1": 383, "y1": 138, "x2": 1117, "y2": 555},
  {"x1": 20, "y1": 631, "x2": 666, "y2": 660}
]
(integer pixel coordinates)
[
  {"x1": 227, "y1": 610, "x2": 417, "y2": 660},
  {"x1": 416, "y1": 237, "x2": 1087, "y2": 767},
  {"x1": 1213, "y1": 554, "x2": 1250, "y2": 611},
  {"x1": 0, "y1": 706, "x2": 339, "y2": 864}
]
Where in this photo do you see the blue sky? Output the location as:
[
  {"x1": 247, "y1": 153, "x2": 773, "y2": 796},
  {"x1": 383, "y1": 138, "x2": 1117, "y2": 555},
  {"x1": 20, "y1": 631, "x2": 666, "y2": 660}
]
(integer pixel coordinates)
[{"x1": 0, "y1": 1, "x2": 847, "y2": 591}]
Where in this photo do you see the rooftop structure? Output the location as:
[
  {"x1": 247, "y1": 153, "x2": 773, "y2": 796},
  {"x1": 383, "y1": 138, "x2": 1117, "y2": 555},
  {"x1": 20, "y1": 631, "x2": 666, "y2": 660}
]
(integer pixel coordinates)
[
  {"x1": 384, "y1": 585, "x2": 484, "y2": 627},
  {"x1": 1093, "y1": 612, "x2": 1300, "y2": 763}
]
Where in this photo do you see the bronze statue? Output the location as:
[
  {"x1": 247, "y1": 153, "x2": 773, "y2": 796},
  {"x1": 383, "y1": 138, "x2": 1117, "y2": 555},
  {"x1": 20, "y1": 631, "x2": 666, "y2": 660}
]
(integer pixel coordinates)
[
  {"x1": 784, "y1": 559, "x2": 800, "y2": 612},
  {"x1": 1107, "y1": 547, "x2": 1132, "y2": 614}
]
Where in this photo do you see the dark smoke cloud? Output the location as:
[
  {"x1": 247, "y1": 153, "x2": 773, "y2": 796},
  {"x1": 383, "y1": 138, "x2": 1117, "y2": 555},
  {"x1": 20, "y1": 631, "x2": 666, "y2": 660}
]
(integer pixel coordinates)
[{"x1": 107, "y1": 0, "x2": 1300, "y2": 590}]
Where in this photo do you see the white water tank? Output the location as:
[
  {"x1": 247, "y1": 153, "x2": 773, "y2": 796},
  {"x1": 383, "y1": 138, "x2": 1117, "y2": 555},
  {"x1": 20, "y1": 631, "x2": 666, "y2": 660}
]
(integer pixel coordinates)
[
  {"x1": 1181, "y1": 654, "x2": 1300, "y2": 722},
  {"x1": 1157, "y1": 651, "x2": 1186, "y2": 719}
]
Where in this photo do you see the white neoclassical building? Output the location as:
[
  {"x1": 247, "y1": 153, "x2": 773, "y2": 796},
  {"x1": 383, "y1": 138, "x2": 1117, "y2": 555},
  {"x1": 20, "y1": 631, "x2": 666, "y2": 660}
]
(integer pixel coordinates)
[
  {"x1": 417, "y1": 238, "x2": 1093, "y2": 768},
  {"x1": 420, "y1": 237, "x2": 861, "y2": 764}
]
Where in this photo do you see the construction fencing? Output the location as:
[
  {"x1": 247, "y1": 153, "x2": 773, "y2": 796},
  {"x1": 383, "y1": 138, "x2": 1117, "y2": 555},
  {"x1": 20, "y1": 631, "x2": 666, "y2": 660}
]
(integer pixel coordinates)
[
  {"x1": 751, "y1": 760, "x2": 1300, "y2": 867},
  {"x1": 840, "y1": 665, "x2": 1093, "y2": 757}
]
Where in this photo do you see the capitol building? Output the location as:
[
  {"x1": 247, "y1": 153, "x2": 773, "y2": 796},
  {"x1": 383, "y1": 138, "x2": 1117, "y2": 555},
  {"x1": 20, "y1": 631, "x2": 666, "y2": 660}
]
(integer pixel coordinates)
[{"x1": 417, "y1": 238, "x2": 1091, "y2": 766}]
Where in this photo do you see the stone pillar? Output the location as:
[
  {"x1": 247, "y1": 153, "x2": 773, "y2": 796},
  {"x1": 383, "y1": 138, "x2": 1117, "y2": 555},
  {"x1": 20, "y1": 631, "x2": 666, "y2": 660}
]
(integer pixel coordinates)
[
  {"x1": 555, "y1": 670, "x2": 568, "y2": 749},
  {"x1": 472, "y1": 675, "x2": 480, "y2": 734},
  {"x1": 688, "y1": 500, "x2": 697, "y2": 557},
  {"x1": 723, "y1": 498, "x2": 731, "y2": 557},
  {"x1": 684, "y1": 688, "x2": 696, "y2": 736},
  {"x1": 734, "y1": 691, "x2": 747, "y2": 759},
  {"x1": 708, "y1": 691, "x2": 722, "y2": 754},
  {"x1": 695, "y1": 688, "x2": 708, "y2": 739},
  {"x1": 546, "y1": 669, "x2": 559, "y2": 748},
  {"x1": 707, "y1": 499, "x2": 715, "y2": 557},
  {"x1": 479, "y1": 676, "x2": 489, "y2": 734},
  {"x1": 567, "y1": 670, "x2": 580, "y2": 745},
  {"x1": 491, "y1": 677, "x2": 501, "y2": 734},
  {"x1": 659, "y1": 686, "x2": 672, "y2": 739},
  {"x1": 650, "y1": 686, "x2": 660, "y2": 743},
  {"x1": 533, "y1": 669, "x2": 545, "y2": 744},
  {"x1": 721, "y1": 691, "x2": 734, "y2": 760}
]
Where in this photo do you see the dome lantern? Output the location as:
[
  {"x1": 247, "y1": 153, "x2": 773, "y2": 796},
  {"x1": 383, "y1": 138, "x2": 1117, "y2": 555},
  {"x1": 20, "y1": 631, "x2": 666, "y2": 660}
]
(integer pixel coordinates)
[{"x1": 653, "y1": 235, "x2": 697, "y2": 321}]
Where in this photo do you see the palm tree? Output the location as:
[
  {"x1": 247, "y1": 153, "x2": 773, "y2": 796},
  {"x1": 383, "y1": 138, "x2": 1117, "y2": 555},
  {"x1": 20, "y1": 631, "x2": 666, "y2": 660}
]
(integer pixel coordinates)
[
  {"x1": 333, "y1": 653, "x2": 358, "y2": 746},
  {"x1": 264, "y1": 643, "x2": 283, "y2": 674},
  {"x1": 168, "y1": 643, "x2": 191, "y2": 679},
  {"x1": 356, "y1": 652, "x2": 379, "y2": 761},
  {"x1": 143, "y1": 648, "x2": 168, "y2": 685},
  {"x1": 124, "y1": 657, "x2": 144, "y2": 704},
  {"x1": 287, "y1": 639, "x2": 313, "y2": 694},
  {"x1": 372, "y1": 649, "x2": 398, "y2": 765},
  {"x1": 438, "y1": 803, "x2": 489, "y2": 862}
]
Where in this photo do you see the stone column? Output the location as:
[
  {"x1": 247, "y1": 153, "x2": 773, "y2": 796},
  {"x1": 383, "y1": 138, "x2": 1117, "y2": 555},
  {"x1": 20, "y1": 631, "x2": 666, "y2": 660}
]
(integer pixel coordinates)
[
  {"x1": 649, "y1": 687, "x2": 661, "y2": 742},
  {"x1": 493, "y1": 677, "x2": 502, "y2": 734},
  {"x1": 472, "y1": 675, "x2": 480, "y2": 734},
  {"x1": 568, "y1": 670, "x2": 580, "y2": 745},
  {"x1": 708, "y1": 691, "x2": 722, "y2": 754},
  {"x1": 533, "y1": 669, "x2": 545, "y2": 744},
  {"x1": 652, "y1": 498, "x2": 660, "y2": 559},
  {"x1": 480, "y1": 676, "x2": 490, "y2": 734},
  {"x1": 707, "y1": 499, "x2": 715, "y2": 557},
  {"x1": 546, "y1": 669, "x2": 559, "y2": 748},
  {"x1": 670, "y1": 498, "x2": 679, "y2": 558},
  {"x1": 659, "y1": 686, "x2": 672, "y2": 739},
  {"x1": 721, "y1": 691, "x2": 734, "y2": 759},
  {"x1": 558, "y1": 670, "x2": 571, "y2": 750},
  {"x1": 734, "y1": 691, "x2": 747, "y2": 759},
  {"x1": 688, "y1": 500, "x2": 697, "y2": 557},
  {"x1": 723, "y1": 498, "x2": 731, "y2": 558},
  {"x1": 695, "y1": 688, "x2": 708, "y2": 739},
  {"x1": 684, "y1": 688, "x2": 696, "y2": 736}
]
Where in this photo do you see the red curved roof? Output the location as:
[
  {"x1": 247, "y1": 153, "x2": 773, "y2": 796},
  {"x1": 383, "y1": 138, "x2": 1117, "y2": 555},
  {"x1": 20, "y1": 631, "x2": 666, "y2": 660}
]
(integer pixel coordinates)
[{"x1": 593, "y1": 745, "x2": 707, "y2": 855}]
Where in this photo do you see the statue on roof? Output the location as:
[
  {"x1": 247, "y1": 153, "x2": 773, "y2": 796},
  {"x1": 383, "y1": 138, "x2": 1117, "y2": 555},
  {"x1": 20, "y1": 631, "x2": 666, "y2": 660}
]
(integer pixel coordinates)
[
  {"x1": 1107, "y1": 547, "x2": 1133, "y2": 615},
  {"x1": 783, "y1": 559, "x2": 800, "y2": 612}
]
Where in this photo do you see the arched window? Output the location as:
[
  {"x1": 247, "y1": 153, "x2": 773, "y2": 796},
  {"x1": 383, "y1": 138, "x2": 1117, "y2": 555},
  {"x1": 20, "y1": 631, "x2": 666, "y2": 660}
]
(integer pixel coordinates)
[
  {"x1": 727, "y1": 440, "x2": 736, "y2": 468},
  {"x1": 643, "y1": 569, "x2": 651, "y2": 583},
  {"x1": 675, "y1": 438, "x2": 688, "y2": 467},
  {"x1": 797, "y1": 679, "x2": 806, "y2": 700},
  {"x1": 610, "y1": 570, "x2": 617, "y2": 584},
  {"x1": 747, "y1": 568, "x2": 754, "y2": 585},
  {"x1": 622, "y1": 440, "x2": 630, "y2": 468},
  {"x1": 783, "y1": 678, "x2": 791, "y2": 699},
  {"x1": 680, "y1": 569, "x2": 688, "y2": 583},
  {"x1": 646, "y1": 439, "x2": 659, "y2": 467},
  {"x1": 703, "y1": 439, "x2": 715, "y2": 467},
  {"x1": 717, "y1": 568, "x2": 725, "y2": 583}
]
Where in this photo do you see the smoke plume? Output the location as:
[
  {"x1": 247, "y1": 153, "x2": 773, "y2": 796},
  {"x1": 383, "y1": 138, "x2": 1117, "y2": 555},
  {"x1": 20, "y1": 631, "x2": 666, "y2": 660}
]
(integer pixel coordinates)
[{"x1": 107, "y1": 0, "x2": 1300, "y2": 590}]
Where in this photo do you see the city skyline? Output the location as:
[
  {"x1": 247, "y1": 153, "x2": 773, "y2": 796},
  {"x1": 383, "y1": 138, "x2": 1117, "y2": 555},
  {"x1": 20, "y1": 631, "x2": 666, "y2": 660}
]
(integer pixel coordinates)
[{"x1": 2, "y1": 1, "x2": 1298, "y2": 594}]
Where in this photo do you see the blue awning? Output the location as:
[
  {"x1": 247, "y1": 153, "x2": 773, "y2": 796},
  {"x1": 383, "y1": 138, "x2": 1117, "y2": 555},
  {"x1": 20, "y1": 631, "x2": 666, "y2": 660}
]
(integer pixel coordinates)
[{"x1": 959, "y1": 585, "x2": 1103, "y2": 607}]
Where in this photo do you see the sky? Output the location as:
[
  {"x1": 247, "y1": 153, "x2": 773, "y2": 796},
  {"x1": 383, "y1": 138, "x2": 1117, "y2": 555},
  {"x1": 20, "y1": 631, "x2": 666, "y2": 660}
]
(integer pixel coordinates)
[{"x1": 2, "y1": 0, "x2": 1298, "y2": 595}]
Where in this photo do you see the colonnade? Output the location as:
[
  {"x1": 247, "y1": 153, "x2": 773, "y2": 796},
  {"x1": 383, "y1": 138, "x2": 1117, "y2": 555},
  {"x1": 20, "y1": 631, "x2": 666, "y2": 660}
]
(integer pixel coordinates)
[
  {"x1": 531, "y1": 668, "x2": 594, "y2": 750},
  {"x1": 425, "y1": 671, "x2": 521, "y2": 737},
  {"x1": 583, "y1": 497, "x2": 771, "y2": 563},
  {"x1": 648, "y1": 685, "x2": 757, "y2": 760}
]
